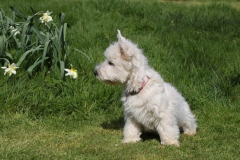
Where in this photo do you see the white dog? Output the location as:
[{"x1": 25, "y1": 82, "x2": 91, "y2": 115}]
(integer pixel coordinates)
[{"x1": 94, "y1": 30, "x2": 197, "y2": 146}]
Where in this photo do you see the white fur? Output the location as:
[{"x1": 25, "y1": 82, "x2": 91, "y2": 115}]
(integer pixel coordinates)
[{"x1": 94, "y1": 30, "x2": 197, "y2": 146}]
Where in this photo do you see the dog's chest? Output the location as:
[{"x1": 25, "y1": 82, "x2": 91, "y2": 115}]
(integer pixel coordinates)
[{"x1": 124, "y1": 97, "x2": 159, "y2": 130}]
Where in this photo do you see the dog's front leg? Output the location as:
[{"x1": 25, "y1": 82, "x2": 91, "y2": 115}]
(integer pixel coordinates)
[
  {"x1": 156, "y1": 118, "x2": 180, "y2": 146},
  {"x1": 122, "y1": 118, "x2": 142, "y2": 143}
]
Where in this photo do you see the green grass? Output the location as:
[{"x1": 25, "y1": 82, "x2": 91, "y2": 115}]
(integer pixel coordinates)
[{"x1": 0, "y1": 0, "x2": 240, "y2": 159}]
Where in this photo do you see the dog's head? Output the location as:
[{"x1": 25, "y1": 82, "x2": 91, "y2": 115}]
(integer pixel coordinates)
[{"x1": 94, "y1": 30, "x2": 148, "y2": 86}]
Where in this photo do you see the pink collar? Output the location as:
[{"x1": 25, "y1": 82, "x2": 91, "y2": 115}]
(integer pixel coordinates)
[{"x1": 127, "y1": 76, "x2": 150, "y2": 96}]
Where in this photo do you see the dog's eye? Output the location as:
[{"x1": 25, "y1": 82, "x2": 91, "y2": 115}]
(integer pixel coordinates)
[{"x1": 108, "y1": 61, "x2": 114, "y2": 66}]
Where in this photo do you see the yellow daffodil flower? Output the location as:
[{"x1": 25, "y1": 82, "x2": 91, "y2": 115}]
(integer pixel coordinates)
[
  {"x1": 39, "y1": 11, "x2": 53, "y2": 25},
  {"x1": 1, "y1": 63, "x2": 19, "y2": 76},
  {"x1": 64, "y1": 67, "x2": 78, "y2": 79}
]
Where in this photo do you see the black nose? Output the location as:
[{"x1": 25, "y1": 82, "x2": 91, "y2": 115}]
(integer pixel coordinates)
[{"x1": 94, "y1": 70, "x2": 98, "y2": 76}]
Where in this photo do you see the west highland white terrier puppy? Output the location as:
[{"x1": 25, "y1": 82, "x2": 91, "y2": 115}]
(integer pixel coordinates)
[{"x1": 94, "y1": 30, "x2": 197, "y2": 146}]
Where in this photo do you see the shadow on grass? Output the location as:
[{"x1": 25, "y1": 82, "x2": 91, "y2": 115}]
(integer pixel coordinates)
[
  {"x1": 101, "y1": 117, "x2": 161, "y2": 142},
  {"x1": 101, "y1": 117, "x2": 124, "y2": 130},
  {"x1": 140, "y1": 132, "x2": 160, "y2": 142}
]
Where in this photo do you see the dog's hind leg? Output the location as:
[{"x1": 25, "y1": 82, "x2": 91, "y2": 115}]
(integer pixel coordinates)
[
  {"x1": 122, "y1": 118, "x2": 142, "y2": 143},
  {"x1": 182, "y1": 116, "x2": 197, "y2": 136},
  {"x1": 180, "y1": 103, "x2": 197, "y2": 136}
]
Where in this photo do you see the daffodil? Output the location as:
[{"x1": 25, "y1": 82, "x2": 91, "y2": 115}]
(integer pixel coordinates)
[
  {"x1": 1, "y1": 63, "x2": 19, "y2": 76},
  {"x1": 39, "y1": 11, "x2": 53, "y2": 25},
  {"x1": 64, "y1": 66, "x2": 78, "y2": 79},
  {"x1": 9, "y1": 26, "x2": 20, "y2": 36}
]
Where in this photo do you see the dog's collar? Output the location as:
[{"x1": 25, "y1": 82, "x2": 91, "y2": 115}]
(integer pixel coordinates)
[{"x1": 127, "y1": 76, "x2": 150, "y2": 96}]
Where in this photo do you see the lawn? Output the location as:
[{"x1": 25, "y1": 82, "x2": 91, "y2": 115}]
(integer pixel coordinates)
[{"x1": 0, "y1": 0, "x2": 240, "y2": 159}]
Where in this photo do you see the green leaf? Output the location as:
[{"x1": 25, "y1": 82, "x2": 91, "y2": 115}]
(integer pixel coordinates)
[
  {"x1": 10, "y1": 6, "x2": 27, "y2": 20},
  {"x1": 59, "y1": 60, "x2": 65, "y2": 80},
  {"x1": 31, "y1": 26, "x2": 44, "y2": 42},
  {"x1": 27, "y1": 57, "x2": 49, "y2": 74},
  {"x1": 49, "y1": 33, "x2": 59, "y2": 63},
  {"x1": 59, "y1": 12, "x2": 65, "y2": 26},
  {"x1": 3, "y1": 51, "x2": 13, "y2": 60},
  {"x1": 63, "y1": 23, "x2": 67, "y2": 42},
  {"x1": 74, "y1": 48, "x2": 92, "y2": 63},
  {"x1": 0, "y1": 9, "x2": 5, "y2": 31},
  {"x1": 13, "y1": 35, "x2": 21, "y2": 48},
  {"x1": 21, "y1": 22, "x2": 30, "y2": 47},
  {"x1": 16, "y1": 45, "x2": 43, "y2": 67},
  {"x1": 0, "y1": 36, "x2": 4, "y2": 55},
  {"x1": 58, "y1": 25, "x2": 63, "y2": 57},
  {"x1": 11, "y1": 9, "x2": 16, "y2": 21},
  {"x1": 41, "y1": 40, "x2": 51, "y2": 69}
]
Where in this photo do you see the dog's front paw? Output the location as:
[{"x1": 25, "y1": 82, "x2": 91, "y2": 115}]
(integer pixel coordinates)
[{"x1": 122, "y1": 137, "x2": 142, "y2": 143}]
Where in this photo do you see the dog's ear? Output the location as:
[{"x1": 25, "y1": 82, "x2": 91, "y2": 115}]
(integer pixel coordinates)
[
  {"x1": 117, "y1": 30, "x2": 131, "y2": 61},
  {"x1": 117, "y1": 30, "x2": 127, "y2": 43}
]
